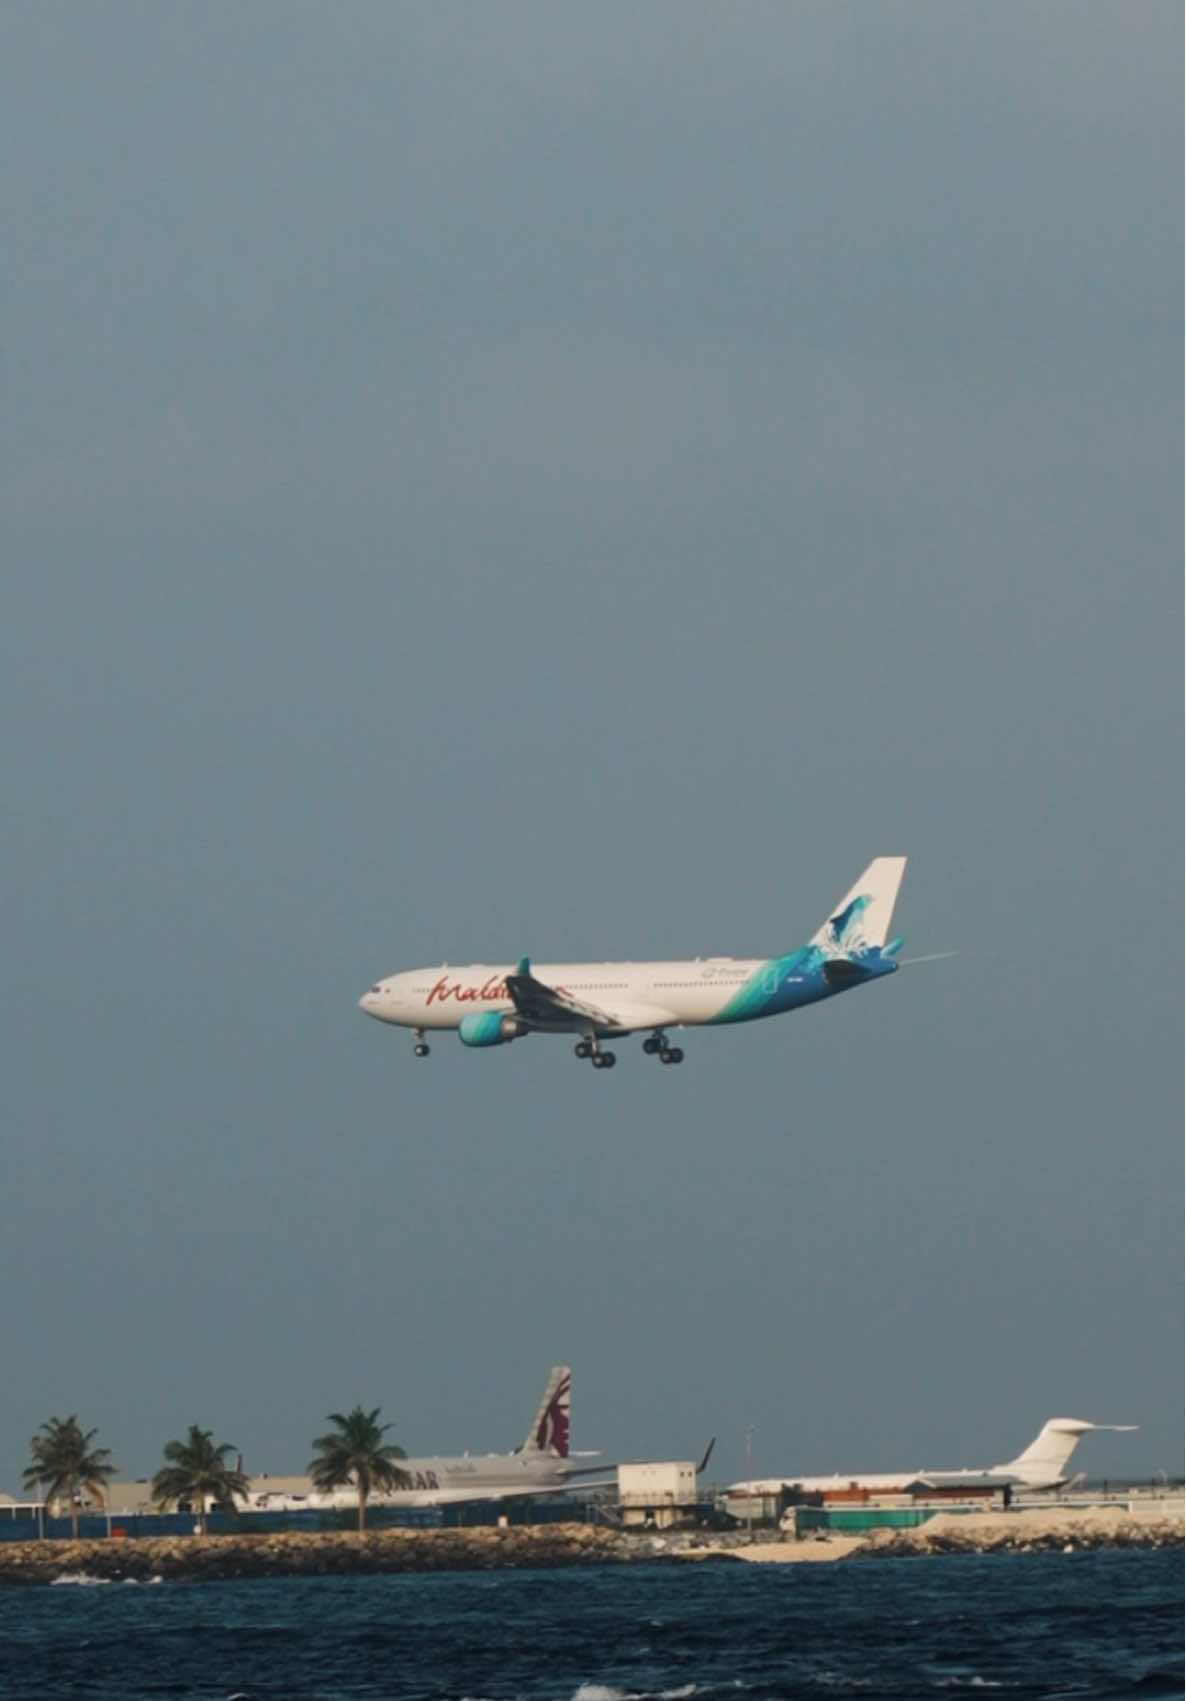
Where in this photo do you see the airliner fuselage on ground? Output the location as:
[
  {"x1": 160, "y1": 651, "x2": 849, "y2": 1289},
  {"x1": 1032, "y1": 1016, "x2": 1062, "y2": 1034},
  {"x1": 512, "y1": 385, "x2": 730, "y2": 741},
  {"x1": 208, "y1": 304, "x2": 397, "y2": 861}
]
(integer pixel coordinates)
[
  {"x1": 251, "y1": 1368, "x2": 610, "y2": 1512},
  {"x1": 726, "y1": 1419, "x2": 1138, "y2": 1500},
  {"x1": 360, "y1": 857, "x2": 910, "y2": 1068}
]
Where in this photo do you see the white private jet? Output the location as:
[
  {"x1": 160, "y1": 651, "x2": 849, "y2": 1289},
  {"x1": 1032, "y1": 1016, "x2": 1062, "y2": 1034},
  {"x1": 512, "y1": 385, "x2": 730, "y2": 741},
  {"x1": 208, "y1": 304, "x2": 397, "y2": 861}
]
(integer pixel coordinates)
[
  {"x1": 360, "y1": 856, "x2": 927, "y2": 1068},
  {"x1": 725, "y1": 1418, "x2": 1139, "y2": 1500}
]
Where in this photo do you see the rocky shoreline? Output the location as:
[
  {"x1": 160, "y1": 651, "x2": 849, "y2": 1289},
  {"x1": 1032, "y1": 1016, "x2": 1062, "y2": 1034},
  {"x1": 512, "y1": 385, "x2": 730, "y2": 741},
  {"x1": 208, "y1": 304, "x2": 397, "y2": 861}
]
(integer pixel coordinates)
[
  {"x1": 850, "y1": 1502, "x2": 1185, "y2": 1559},
  {"x1": 710, "y1": 1501, "x2": 1186, "y2": 1565},
  {"x1": 0, "y1": 1525, "x2": 633, "y2": 1586},
  {"x1": 0, "y1": 1504, "x2": 1180, "y2": 1585}
]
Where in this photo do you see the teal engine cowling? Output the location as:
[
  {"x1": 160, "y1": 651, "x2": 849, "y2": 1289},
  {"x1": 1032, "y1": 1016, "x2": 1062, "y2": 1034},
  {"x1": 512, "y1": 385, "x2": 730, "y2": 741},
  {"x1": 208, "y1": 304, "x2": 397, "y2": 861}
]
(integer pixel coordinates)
[{"x1": 458, "y1": 1011, "x2": 525, "y2": 1047}]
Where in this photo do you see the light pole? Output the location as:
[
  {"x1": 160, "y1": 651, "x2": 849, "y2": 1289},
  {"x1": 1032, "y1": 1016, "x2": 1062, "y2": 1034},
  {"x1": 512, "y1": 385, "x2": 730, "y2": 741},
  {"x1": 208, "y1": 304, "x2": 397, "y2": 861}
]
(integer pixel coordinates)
[{"x1": 744, "y1": 1425, "x2": 757, "y2": 1543}]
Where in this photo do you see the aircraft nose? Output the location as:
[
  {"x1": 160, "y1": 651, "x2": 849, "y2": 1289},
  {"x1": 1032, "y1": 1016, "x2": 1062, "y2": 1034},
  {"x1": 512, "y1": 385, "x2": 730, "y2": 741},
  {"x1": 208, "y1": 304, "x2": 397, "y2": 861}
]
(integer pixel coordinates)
[{"x1": 359, "y1": 986, "x2": 382, "y2": 1017}]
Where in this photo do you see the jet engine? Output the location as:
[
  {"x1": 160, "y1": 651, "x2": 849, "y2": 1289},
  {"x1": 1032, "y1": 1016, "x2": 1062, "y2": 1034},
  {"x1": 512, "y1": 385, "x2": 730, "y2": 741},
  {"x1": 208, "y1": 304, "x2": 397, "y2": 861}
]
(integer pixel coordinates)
[{"x1": 458, "y1": 1012, "x2": 525, "y2": 1047}]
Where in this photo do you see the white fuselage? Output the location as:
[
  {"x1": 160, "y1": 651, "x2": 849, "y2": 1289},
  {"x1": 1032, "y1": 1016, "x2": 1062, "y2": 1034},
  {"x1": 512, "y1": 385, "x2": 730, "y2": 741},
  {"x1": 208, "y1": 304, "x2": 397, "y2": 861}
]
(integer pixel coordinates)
[
  {"x1": 727, "y1": 1419, "x2": 1136, "y2": 1497},
  {"x1": 254, "y1": 1452, "x2": 595, "y2": 1512},
  {"x1": 733, "y1": 1470, "x2": 992, "y2": 1497},
  {"x1": 359, "y1": 861, "x2": 909, "y2": 1057},
  {"x1": 360, "y1": 958, "x2": 765, "y2": 1034}
]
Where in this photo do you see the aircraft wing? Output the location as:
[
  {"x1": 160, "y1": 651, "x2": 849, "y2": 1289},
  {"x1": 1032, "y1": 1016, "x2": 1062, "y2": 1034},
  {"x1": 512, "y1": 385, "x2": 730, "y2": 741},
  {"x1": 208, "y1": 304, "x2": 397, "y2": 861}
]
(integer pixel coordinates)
[
  {"x1": 918, "y1": 1471, "x2": 1022, "y2": 1490},
  {"x1": 384, "y1": 1475, "x2": 616, "y2": 1509},
  {"x1": 505, "y1": 958, "x2": 616, "y2": 1032}
]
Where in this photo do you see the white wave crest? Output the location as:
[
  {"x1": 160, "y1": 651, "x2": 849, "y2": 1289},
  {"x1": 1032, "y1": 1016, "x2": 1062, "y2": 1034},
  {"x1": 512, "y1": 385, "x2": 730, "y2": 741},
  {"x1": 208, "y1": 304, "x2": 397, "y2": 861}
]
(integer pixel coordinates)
[
  {"x1": 572, "y1": 1686, "x2": 700, "y2": 1701},
  {"x1": 50, "y1": 1572, "x2": 111, "y2": 1586}
]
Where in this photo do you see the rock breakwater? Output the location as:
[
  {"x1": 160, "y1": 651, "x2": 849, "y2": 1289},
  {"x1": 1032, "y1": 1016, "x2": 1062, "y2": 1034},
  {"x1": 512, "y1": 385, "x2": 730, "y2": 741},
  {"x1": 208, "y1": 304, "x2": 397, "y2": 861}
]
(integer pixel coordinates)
[
  {"x1": 1, "y1": 1502, "x2": 1180, "y2": 1584},
  {"x1": 0, "y1": 1524, "x2": 655, "y2": 1586},
  {"x1": 850, "y1": 1501, "x2": 1185, "y2": 1559}
]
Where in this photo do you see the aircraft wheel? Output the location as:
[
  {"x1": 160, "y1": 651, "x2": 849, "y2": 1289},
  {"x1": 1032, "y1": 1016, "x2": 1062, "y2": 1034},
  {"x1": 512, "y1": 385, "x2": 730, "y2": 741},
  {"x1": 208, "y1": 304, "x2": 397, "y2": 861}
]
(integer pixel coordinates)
[
  {"x1": 642, "y1": 1035, "x2": 660, "y2": 1055},
  {"x1": 414, "y1": 1043, "x2": 430, "y2": 1058},
  {"x1": 600, "y1": 1051, "x2": 616, "y2": 1068},
  {"x1": 574, "y1": 1040, "x2": 592, "y2": 1059},
  {"x1": 668, "y1": 1046, "x2": 684, "y2": 1064},
  {"x1": 659, "y1": 1047, "x2": 673, "y2": 1064}
]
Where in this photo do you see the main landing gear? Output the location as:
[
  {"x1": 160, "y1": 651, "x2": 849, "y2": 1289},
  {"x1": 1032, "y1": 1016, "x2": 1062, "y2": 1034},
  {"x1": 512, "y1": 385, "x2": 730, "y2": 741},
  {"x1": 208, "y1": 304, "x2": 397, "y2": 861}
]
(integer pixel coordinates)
[
  {"x1": 573, "y1": 1032, "x2": 684, "y2": 1069},
  {"x1": 643, "y1": 1031, "x2": 684, "y2": 1065},
  {"x1": 574, "y1": 1039, "x2": 616, "y2": 1070},
  {"x1": 412, "y1": 1029, "x2": 431, "y2": 1058}
]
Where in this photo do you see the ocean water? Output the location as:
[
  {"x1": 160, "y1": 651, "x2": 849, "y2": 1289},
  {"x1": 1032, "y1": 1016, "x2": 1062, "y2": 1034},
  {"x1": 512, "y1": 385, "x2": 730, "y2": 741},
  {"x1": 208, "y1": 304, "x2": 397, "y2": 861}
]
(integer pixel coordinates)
[{"x1": 0, "y1": 1551, "x2": 1180, "y2": 1701}]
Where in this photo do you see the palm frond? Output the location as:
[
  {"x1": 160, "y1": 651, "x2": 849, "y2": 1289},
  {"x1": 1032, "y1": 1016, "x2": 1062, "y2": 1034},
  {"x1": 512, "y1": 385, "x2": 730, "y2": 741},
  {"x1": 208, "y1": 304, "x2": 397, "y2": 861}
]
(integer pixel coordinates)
[{"x1": 307, "y1": 1404, "x2": 411, "y2": 1522}]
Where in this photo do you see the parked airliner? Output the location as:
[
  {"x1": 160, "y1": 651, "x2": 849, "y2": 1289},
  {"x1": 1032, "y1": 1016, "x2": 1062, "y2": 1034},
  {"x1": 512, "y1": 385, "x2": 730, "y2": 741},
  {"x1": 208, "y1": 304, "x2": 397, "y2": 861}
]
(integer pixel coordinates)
[
  {"x1": 360, "y1": 856, "x2": 916, "y2": 1068},
  {"x1": 726, "y1": 1418, "x2": 1139, "y2": 1499},
  {"x1": 250, "y1": 1367, "x2": 612, "y2": 1512}
]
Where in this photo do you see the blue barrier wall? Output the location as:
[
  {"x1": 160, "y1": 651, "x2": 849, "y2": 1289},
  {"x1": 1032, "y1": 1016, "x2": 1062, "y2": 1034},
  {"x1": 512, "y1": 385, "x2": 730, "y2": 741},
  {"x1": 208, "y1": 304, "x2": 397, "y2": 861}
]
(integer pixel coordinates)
[{"x1": 0, "y1": 1497, "x2": 587, "y2": 1542}]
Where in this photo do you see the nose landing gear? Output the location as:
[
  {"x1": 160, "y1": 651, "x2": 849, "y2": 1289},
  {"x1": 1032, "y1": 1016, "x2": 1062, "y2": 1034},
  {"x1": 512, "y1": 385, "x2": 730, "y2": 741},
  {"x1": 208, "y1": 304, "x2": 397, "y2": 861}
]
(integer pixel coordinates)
[{"x1": 412, "y1": 1028, "x2": 431, "y2": 1058}]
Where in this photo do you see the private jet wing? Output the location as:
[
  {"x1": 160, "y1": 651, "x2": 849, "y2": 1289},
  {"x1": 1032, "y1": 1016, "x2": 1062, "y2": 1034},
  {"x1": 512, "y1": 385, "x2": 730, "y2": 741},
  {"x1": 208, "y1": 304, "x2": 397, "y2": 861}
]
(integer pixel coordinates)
[{"x1": 504, "y1": 957, "x2": 618, "y2": 1032}]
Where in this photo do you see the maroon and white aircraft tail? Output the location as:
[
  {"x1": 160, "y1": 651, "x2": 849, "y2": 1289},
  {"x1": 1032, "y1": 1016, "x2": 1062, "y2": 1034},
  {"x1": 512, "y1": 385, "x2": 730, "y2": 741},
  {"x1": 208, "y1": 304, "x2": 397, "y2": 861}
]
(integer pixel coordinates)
[
  {"x1": 521, "y1": 1364, "x2": 572, "y2": 1457},
  {"x1": 276, "y1": 1364, "x2": 606, "y2": 1511}
]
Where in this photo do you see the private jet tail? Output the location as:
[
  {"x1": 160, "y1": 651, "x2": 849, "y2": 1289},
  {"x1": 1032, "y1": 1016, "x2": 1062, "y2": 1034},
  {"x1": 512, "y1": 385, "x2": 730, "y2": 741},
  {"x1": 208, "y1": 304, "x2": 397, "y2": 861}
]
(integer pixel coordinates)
[
  {"x1": 810, "y1": 857, "x2": 908, "y2": 956},
  {"x1": 994, "y1": 1418, "x2": 1138, "y2": 1489},
  {"x1": 521, "y1": 1365, "x2": 572, "y2": 1458}
]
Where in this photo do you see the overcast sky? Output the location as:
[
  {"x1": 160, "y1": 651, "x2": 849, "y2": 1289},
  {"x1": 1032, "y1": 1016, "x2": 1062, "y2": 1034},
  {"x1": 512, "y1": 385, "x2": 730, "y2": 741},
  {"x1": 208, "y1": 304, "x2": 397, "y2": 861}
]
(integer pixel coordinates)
[{"x1": 1, "y1": 3, "x2": 1180, "y2": 1493}]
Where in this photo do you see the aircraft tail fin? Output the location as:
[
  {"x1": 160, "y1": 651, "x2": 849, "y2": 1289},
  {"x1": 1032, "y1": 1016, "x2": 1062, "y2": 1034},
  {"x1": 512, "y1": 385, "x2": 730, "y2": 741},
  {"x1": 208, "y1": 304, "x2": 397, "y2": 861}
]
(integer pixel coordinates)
[
  {"x1": 994, "y1": 1418, "x2": 1138, "y2": 1487},
  {"x1": 521, "y1": 1365, "x2": 572, "y2": 1458},
  {"x1": 810, "y1": 857, "x2": 908, "y2": 954}
]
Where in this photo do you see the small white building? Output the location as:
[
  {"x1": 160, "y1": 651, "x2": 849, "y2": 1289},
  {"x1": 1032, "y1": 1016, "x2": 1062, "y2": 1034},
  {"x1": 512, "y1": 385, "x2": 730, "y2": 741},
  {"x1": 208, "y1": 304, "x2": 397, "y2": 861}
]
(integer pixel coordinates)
[{"x1": 617, "y1": 1461, "x2": 700, "y2": 1529}]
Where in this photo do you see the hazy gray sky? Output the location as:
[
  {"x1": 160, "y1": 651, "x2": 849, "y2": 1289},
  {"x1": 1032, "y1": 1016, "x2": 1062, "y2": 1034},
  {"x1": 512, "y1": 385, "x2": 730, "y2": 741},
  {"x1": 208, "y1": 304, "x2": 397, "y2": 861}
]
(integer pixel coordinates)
[{"x1": 1, "y1": 2, "x2": 1180, "y2": 1491}]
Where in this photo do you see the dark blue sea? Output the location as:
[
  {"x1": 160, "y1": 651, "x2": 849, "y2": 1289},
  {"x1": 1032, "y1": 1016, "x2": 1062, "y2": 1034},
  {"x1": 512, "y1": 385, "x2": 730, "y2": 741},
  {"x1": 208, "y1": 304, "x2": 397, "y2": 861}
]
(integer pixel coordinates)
[{"x1": 0, "y1": 1552, "x2": 1180, "y2": 1701}]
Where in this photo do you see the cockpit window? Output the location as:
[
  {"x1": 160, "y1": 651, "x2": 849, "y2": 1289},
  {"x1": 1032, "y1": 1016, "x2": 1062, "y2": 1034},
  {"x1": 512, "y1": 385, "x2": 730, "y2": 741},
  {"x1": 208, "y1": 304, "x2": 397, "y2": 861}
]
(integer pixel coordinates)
[{"x1": 370, "y1": 984, "x2": 382, "y2": 993}]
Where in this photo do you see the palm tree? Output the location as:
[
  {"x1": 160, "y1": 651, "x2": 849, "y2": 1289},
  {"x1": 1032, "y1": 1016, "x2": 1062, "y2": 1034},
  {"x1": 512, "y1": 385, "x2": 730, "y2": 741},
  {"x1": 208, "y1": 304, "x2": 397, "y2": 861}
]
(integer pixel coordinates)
[
  {"x1": 309, "y1": 1406, "x2": 409, "y2": 1532},
  {"x1": 22, "y1": 1415, "x2": 118, "y2": 1539},
  {"x1": 151, "y1": 1425, "x2": 250, "y2": 1535}
]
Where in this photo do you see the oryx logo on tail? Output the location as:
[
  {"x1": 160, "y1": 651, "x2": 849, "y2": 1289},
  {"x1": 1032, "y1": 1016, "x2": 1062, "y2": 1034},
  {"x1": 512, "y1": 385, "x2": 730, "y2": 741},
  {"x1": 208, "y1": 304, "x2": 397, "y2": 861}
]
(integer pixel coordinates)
[{"x1": 524, "y1": 1365, "x2": 571, "y2": 1457}]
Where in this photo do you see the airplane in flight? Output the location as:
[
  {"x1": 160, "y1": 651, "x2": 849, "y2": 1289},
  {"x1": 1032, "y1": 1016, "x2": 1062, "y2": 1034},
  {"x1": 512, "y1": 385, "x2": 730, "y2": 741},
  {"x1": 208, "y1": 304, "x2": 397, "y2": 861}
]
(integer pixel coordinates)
[
  {"x1": 725, "y1": 1418, "x2": 1139, "y2": 1501},
  {"x1": 360, "y1": 855, "x2": 924, "y2": 1068},
  {"x1": 253, "y1": 1367, "x2": 615, "y2": 1512}
]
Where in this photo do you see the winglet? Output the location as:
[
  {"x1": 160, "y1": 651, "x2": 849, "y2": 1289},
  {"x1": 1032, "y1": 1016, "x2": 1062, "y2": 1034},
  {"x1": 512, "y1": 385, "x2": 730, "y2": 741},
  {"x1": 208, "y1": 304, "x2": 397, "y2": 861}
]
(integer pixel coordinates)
[{"x1": 515, "y1": 955, "x2": 531, "y2": 977}]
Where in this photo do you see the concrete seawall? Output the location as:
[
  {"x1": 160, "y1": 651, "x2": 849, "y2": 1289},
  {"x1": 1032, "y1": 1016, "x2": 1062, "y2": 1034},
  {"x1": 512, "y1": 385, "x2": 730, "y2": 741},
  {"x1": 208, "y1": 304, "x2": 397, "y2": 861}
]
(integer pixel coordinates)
[{"x1": 0, "y1": 1502, "x2": 1180, "y2": 1585}]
